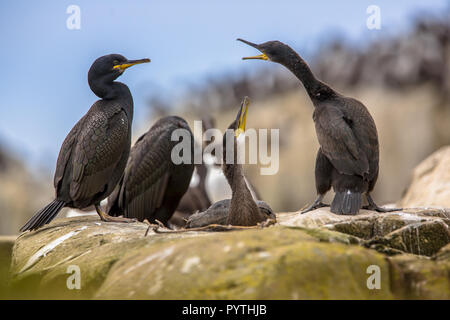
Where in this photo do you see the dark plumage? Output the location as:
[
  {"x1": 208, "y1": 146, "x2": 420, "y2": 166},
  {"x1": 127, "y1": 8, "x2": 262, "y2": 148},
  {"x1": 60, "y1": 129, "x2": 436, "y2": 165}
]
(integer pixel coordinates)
[
  {"x1": 20, "y1": 54, "x2": 150, "y2": 232},
  {"x1": 170, "y1": 116, "x2": 215, "y2": 227},
  {"x1": 186, "y1": 97, "x2": 275, "y2": 228},
  {"x1": 238, "y1": 39, "x2": 401, "y2": 215},
  {"x1": 106, "y1": 116, "x2": 194, "y2": 225},
  {"x1": 176, "y1": 163, "x2": 211, "y2": 211}
]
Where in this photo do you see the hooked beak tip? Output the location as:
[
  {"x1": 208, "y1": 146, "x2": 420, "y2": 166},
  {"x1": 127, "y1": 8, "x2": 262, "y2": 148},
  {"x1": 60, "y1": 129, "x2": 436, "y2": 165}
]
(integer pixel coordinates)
[
  {"x1": 237, "y1": 38, "x2": 259, "y2": 49},
  {"x1": 238, "y1": 38, "x2": 267, "y2": 60},
  {"x1": 133, "y1": 58, "x2": 151, "y2": 64}
]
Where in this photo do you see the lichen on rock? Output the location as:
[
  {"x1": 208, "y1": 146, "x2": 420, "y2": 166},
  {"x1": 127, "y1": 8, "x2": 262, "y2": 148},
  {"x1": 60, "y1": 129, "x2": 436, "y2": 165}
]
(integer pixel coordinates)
[{"x1": 7, "y1": 207, "x2": 450, "y2": 299}]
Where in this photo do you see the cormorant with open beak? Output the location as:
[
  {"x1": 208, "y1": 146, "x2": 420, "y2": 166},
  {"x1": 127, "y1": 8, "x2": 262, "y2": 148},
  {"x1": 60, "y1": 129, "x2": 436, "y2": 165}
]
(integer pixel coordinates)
[
  {"x1": 238, "y1": 39, "x2": 401, "y2": 215},
  {"x1": 20, "y1": 54, "x2": 150, "y2": 231},
  {"x1": 186, "y1": 97, "x2": 275, "y2": 227}
]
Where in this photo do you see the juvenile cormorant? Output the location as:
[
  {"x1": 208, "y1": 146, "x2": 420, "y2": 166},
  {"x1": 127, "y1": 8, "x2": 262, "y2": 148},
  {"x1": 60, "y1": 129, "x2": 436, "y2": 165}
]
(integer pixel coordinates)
[
  {"x1": 238, "y1": 39, "x2": 401, "y2": 215},
  {"x1": 199, "y1": 115, "x2": 261, "y2": 204},
  {"x1": 106, "y1": 116, "x2": 194, "y2": 225},
  {"x1": 20, "y1": 54, "x2": 150, "y2": 231},
  {"x1": 186, "y1": 97, "x2": 275, "y2": 227}
]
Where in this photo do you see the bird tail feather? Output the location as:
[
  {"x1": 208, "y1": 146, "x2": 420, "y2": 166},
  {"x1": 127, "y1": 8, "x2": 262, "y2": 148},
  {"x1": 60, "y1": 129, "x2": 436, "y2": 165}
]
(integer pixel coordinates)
[
  {"x1": 20, "y1": 199, "x2": 66, "y2": 232},
  {"x1": 331, "y1": 191, "x2": 361, "y2": 215}
]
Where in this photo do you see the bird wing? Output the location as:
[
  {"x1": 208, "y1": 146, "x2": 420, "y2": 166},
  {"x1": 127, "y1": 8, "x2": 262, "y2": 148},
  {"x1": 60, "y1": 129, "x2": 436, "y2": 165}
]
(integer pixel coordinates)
[
  {"x1": 69, "y1": 103, "x2": 130, "y2": 202},
  {"x1": 119, "y1": 129, "x2": 174, "y2": 221},
  {"x1": 54, "y1": 115, "x2": 85, "y2": 190},
  {"x1": 314, "y1": 104, "x2": 369, "y2": 177}
]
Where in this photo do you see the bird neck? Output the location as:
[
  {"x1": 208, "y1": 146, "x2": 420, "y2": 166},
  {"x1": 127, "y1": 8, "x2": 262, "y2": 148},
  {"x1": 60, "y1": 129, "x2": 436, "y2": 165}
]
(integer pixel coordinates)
[
  {"x1": 89, "y1": 76, "x2": 132, "y2": 101},
  {"x1": 223, "y1": 160, "x2": 248, "y2": 195},
  {"x1": 222, "y1": 136, "x2": 259, "y2": 225},
  {"x1": 280, "y1": 50, "x2": 321, "y2": 97}
]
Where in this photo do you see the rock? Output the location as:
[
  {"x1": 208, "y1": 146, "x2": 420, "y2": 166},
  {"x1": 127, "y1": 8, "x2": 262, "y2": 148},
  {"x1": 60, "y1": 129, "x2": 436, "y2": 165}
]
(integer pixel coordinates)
[
  {"x1": 10, "y1": 216, "x2": 201, "y2": 299},
  {"x1": 277, "y1": 208, "x2": 351, "y2": 228},
  {"x1": 279, "y1": 208, "x2": 450, "y2": 252},
  {"x1": 388, "y1": 254, "x2": 450, "y2": 299},
  {"x1": 8, "y1": 211, "x2": 450, "y2": 299},
  {"x1": 0, "y1": 235, "x2": 16, "y2": 298},
  {"x1": 400, "y1": 146, "x2": 450, "y2": 208},
  {"x1": 364, "y1": 220, "x2": 450, "y2": 256},
  {"x1": 324, "y1": 212, "x2": 420, "y2": 240},
  {"x1": 288, "y1": 226, "x2": 361, "y2": 245},
  {"x1": 434, "y1": 243, "x2": 450, "y2": 261},
  {"x1": 95, "y1": 227, "x2": 391, "y2": 299}
]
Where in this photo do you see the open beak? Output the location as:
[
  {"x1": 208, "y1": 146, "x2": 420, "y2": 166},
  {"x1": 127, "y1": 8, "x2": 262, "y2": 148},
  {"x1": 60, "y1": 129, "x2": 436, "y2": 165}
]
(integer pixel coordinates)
[
  {"x1": 235, "y1": 96, "x2": 250, "y2": 137},
  {"x1": 113, "y1": 58, "x2": 151, "y2": 71},
  {"x1": 237, "y1": 38, "x2": 268, "y2": 60}
]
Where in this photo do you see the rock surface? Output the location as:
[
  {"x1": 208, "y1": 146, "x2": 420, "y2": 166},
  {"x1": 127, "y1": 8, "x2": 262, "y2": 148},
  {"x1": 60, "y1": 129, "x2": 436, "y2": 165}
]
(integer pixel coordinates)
[
  {"x1": 400, "y1": 146, "x2": 450, "y2": 208},
  {"x1": 0, "y1": 235, "x2": 16, "y2": 298},
  {"x1": 279, "y1": 208, "x2": 450, "y2": 257},
  {"x1": 7, "y1": 207, "x2": 450, "y2": 299}
]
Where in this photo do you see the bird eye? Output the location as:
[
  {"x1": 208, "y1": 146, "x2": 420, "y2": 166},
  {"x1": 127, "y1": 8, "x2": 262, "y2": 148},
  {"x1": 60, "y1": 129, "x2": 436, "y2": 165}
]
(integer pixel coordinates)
[{"x1": 113, "y1": 60, "x2": 119, "y2": 65}]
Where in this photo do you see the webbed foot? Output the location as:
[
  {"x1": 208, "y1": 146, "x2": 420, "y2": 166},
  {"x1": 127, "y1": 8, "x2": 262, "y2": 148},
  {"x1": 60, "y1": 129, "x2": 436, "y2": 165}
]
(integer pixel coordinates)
[
  {"x1": 301, "y1": 194, "x2": 329, "y2": 214},
  {"x1": 95, "y1": 205, "x2": 137, "y2": 223},
  {"x1": 363, "y1": 194, "x2": 402, "y2": 213}
]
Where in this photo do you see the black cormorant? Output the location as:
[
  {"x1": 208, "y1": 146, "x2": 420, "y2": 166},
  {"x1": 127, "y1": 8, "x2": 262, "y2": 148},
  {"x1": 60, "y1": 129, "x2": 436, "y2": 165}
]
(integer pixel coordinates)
[
  {"x1": 186, "y1": 97, "x2": 276, "y2": 228},
  {"x1": 106, "y1": 116, "x2": 194, "y2": 225},
  {"x1": 200, "y1": 115, "x2": 261, "y2": 205},
  {"x1": 238, "y1": 39, "x2": 401, "y2": 215},
  {"x1": 20, "y1": 54, "x2": 150, "y2": 231}
]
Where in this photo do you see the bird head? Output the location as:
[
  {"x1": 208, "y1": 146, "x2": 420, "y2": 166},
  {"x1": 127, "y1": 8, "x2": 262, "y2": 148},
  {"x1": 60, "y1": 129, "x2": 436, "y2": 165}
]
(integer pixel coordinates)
[
  {"x1": 222, "y1": 96, "x2": 250, "y2": 179},
  {"x1": 222, "y1": 96, "x2": 250, "y2": 157},
  {"x1": 89, "y1": 54, "x2": 150, "y2": 81},
  {"x1": 238, "y1": 39, "x2": 337, "y2": 101},
  {"x1": 232, "y1": 96, "x2": 250, "y2": 138},
  {"x1": 237, "y1": 39, "x2": 293, "y2": 64},
  {"x1": 88, "y1": 54, "x2": 150, "y2": 98}
]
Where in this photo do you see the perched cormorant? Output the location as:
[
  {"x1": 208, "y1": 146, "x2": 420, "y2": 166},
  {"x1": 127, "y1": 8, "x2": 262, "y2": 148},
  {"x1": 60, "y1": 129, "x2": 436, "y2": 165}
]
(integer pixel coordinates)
[
  {"x1": 20, "y1": 54, "x2": 150, "y2": 231},
  {"x1": 186, "y1": 97, "x2": 276, "y2": 228},
  {"x1": 199, "y1": 115, "x2": 261, "y2": 205},
  {"x1": 106, "y1": 116, "x2": 194, "y2": 225},
  {"x1": 172, "y1": 115, "x2": 261, "y2": 228},
  {"x1": 238, "y1": 39, "x2": 401, "y2": 215}
]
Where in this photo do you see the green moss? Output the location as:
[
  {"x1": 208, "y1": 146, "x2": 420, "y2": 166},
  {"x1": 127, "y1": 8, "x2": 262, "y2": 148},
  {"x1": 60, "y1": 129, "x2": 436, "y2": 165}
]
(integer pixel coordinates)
[
  {"x1": 9, "y1": 216, "x2": 450, "y2": 300},
  {"x1": 389, "y1": 254, "x2": 450, "y2": 299},
  {"x1": 292, "y1": 226, "x2": 361, "y2": 245},
  {"x1": 366, "y1": 221, "x2": 450, "y2": 257},
  {"x1": 331, "y1": 220, "x2": 374, "y2": 239},
  {"x1": 95, "y1": 227, "x2": 392, "y2": 299},
  {"x1": 0, "y1": 236, "x2": 16, "y2": 299}
]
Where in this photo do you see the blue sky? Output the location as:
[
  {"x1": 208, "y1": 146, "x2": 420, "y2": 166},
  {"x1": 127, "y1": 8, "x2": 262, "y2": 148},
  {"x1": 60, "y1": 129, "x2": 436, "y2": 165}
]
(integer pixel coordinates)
[{"x1": 0, "y1": 0, "x2": 447, "y2": 170}]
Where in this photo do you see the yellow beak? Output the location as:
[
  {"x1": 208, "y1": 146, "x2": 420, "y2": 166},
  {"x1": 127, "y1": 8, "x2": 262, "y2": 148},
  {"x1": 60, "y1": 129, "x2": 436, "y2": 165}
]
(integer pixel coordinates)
[
  {"x1": 235, "y1": 96, "x2": 250, "y2": 137},
  {"x1": 242, "y1": 53, "x2": 268, "y2": 60},
  {"x1": 113, "y1": 58, "x2": 151, "y2": 71},
  {"x1": 237, "y1": 38, "x2": 269, "y2": 61}
]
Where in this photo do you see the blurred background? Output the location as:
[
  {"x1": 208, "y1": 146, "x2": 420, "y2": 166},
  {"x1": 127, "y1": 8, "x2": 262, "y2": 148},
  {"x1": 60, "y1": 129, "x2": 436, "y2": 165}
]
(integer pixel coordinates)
[{"x1": 0, "y1": 1, "x2": 449, "y2": 235}]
